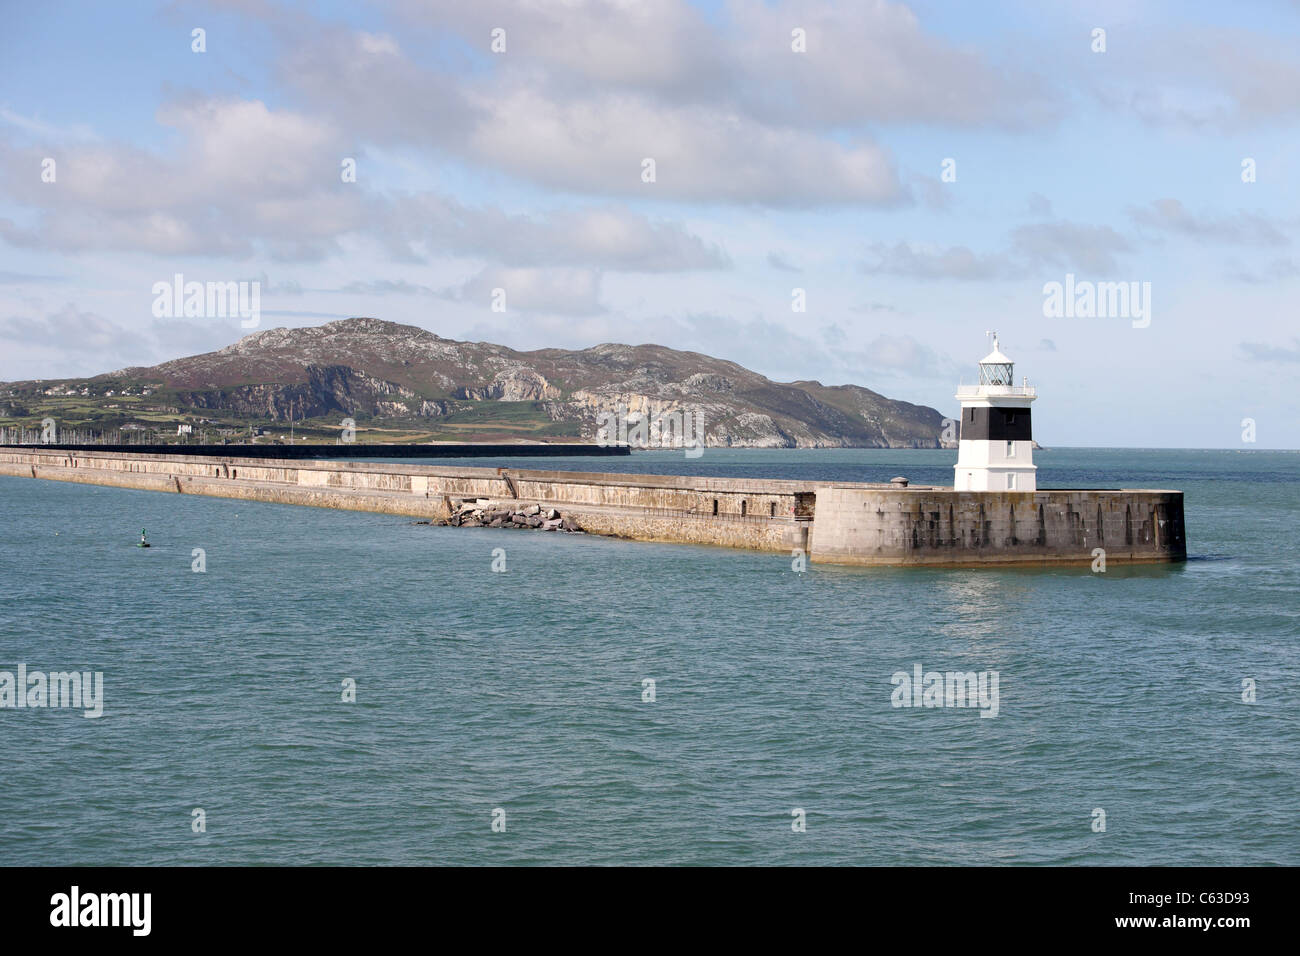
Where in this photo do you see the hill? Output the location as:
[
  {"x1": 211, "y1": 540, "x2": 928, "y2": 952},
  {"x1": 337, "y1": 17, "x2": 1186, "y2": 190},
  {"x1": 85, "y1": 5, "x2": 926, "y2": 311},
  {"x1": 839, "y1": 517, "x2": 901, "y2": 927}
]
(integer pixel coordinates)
[{"x1": 0, "y1": 318, "x2": 944, "y2": 447}]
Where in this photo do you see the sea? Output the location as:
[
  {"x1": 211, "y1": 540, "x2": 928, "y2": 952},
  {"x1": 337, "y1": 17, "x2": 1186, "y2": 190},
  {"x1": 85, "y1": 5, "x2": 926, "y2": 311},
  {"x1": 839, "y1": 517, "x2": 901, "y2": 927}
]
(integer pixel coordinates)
[{"x1": 1, "y1": 447, "x2": 1296, "y2": 865}]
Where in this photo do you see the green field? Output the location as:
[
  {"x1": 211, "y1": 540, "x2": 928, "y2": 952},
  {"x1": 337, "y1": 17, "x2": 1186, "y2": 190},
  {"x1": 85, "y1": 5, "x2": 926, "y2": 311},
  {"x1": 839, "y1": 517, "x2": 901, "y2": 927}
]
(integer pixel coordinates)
[{"x1": 0, "y1": 395, "x2": 584, "y2": 445}]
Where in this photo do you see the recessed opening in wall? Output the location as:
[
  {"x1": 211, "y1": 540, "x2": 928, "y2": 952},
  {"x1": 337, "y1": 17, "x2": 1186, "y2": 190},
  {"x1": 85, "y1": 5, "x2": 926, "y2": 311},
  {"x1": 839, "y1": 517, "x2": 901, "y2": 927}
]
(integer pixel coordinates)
[
  {"x1": 712, "y1": 499, "x2": 718, "y2": 516},
  {"x1": 741, "y1": 500, "x2": 747, "y2": 516},
  {"x1": 769, "y1": 502, "x2": 776, "y2": 517}
]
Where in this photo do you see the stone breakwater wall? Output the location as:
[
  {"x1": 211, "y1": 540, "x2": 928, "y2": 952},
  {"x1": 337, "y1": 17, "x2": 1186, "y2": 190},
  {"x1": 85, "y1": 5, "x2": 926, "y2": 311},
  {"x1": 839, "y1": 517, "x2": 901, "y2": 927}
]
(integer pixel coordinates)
[
  {"x1": 809, "y1": 486, "x2": 1186, "y2": 566},
  {"x1": 0, "y1": 449, "x2": 809, "y2": 552},
  {"x1": 0, "y1": 449, "x2": 1185, "y2": 566}
]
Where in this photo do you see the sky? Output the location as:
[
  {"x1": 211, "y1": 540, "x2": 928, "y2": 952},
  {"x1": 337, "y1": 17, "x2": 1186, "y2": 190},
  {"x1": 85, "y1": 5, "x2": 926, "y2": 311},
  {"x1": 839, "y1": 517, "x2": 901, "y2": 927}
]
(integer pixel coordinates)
[{"x1": 1, "y1": 0, "x2": 1298, "y2": 448}]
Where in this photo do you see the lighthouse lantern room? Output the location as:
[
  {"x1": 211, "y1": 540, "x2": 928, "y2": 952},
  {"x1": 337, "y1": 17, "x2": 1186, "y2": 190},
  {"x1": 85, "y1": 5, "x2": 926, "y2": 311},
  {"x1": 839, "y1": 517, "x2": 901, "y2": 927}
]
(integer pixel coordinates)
[{"x1": 954, "y1": 333, "x2": 1037, "y2": 492}]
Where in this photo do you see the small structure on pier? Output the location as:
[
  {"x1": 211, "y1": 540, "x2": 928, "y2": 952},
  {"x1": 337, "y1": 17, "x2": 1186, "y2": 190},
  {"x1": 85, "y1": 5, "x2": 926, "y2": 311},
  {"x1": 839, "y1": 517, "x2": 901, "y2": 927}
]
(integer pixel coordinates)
[{"x1": 954, "y1": 333, "x2": 1037, "y2": 492}]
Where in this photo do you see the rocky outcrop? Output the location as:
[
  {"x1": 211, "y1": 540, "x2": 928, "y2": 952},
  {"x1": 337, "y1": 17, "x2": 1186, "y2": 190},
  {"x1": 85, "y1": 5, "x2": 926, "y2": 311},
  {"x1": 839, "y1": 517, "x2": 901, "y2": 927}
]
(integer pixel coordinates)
[
  {"x1": 432, "y1": 498, "x2": 583, "y2": 532},
  {"x1": 418, "y1": 399, "x2": 453, "y2": 417},
  {"x1": 453, "y1": 367, "x2": 561, "y2": 402},
  {"x1": 173, "y1": 364, "x2": 417, "y2": 422}
]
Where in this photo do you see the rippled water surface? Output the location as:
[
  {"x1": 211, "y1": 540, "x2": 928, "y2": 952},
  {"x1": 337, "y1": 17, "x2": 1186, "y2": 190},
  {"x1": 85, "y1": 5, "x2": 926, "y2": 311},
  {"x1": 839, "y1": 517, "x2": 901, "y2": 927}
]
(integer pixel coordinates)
[{"x1": 1, "y1": 448, "x2": 1296, "y2": 864}]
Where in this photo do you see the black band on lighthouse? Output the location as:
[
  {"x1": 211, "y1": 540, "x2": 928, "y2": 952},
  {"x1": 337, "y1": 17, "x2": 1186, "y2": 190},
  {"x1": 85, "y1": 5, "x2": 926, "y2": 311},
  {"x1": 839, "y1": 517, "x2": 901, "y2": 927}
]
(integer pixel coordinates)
[{"x1": 959, "y1": 406, "x2": 1032, "y2": 441}]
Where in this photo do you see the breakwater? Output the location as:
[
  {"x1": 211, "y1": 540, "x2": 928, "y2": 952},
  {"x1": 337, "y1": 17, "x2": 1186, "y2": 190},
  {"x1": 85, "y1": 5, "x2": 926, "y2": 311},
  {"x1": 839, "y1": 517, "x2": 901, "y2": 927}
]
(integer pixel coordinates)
[
  {"x1": 2, "y1": 442, "x2": 629, "y2": 459},
  {"x1": 0, "y1": 448, "x2": 1186, "y2": 566}
]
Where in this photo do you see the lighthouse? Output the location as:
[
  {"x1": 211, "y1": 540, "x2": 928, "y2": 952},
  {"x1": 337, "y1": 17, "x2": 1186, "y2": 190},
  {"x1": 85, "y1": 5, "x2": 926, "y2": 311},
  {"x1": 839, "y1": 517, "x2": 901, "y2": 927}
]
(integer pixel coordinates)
[{"x1": 953, "y1": 333, "x2": 1037, "y2": 492}]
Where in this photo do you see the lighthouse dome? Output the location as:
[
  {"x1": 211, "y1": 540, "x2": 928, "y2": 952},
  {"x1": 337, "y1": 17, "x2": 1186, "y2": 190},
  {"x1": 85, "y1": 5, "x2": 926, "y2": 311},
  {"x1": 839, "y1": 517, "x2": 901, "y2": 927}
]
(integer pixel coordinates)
[{"x1": 977, "y1": 334, "x2": 1014, "y2": 386}]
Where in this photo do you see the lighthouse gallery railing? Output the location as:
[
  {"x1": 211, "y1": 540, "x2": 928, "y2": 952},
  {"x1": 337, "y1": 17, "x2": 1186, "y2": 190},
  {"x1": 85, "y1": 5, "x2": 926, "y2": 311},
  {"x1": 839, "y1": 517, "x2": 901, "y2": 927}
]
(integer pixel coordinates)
[{"x1": 955, "y1": 384, "x2": 1037, "y2": 398}]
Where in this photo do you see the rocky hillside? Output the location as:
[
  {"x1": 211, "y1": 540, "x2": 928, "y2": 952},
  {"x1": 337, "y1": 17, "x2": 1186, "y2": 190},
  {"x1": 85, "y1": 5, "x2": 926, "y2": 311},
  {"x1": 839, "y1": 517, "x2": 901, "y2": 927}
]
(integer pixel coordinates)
[{"x1": 2, "y1": 318, "x2": 944, "y2": 448}]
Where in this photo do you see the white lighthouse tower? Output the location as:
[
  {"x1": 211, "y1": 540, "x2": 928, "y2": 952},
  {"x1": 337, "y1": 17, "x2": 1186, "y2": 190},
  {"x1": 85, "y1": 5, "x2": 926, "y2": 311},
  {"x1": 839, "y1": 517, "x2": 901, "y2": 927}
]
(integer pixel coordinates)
[{"x1": 954, "y1": 333, "x2": 1037, "y2": 492}]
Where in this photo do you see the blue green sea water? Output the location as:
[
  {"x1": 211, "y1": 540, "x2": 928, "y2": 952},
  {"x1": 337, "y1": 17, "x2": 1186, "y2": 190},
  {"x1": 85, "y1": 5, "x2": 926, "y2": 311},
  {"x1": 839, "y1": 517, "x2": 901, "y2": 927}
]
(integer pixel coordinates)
[{"x1": 1, "y1": 448, "x2": 1296, "y2": 865}]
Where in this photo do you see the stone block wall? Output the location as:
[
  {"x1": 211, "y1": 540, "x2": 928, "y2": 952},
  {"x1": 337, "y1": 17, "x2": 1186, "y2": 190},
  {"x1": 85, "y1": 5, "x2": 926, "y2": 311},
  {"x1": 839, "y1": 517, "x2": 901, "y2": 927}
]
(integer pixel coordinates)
[{"x1": 809, "y1": 486, "x2": 1186, "y2": 566}]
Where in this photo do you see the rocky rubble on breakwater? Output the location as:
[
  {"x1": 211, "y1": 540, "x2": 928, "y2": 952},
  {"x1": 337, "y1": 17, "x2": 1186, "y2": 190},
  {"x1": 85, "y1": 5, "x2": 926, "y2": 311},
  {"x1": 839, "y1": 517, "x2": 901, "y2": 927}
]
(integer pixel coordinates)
[{"x1": 431, "y1": 499, "x2": 584, "y2": 532}]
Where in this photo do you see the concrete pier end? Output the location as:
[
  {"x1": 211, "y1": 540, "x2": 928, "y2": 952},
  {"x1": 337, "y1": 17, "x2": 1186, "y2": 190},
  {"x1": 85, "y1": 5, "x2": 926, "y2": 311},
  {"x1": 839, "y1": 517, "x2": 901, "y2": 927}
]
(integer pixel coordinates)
[{"x1": 807, "y1": 486, "x2": 1185, "y2": 566}]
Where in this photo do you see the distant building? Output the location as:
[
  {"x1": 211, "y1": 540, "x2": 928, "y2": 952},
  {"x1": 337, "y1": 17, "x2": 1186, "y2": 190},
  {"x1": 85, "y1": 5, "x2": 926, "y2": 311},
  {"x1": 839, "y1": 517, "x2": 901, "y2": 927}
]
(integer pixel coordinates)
[{"x1": 177, "y1": 424, "x2": 193, "y2": 436}]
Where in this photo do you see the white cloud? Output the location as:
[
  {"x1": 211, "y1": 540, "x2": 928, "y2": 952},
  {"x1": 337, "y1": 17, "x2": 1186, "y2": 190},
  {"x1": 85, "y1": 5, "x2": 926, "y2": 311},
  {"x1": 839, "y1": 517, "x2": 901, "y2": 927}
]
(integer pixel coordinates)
[
  {"x1": 466, "y1": 89, "x2": 903, "y2": 205},
  {"x1": 1087, "y1": 26, "x2": 1300, "y2": 129},
  {"x1": 0, "y1": 98, "x2": 730, "y2": 270},
  {"x1": 860, "y1": 221, "x2": 1135, "y2": 280},
  {"x1": 455, "y1": 266, "x2": 606, "y2": 315},
  {"x1": 0, "y1": 304, "x2": 148, "y2": 357},
  {"x1": 1129, "y1": 199, "x2": 1292, "y2": 247},
  {"x1": 860, "y1": 241, "x2": 1022, "y2": 281},
  {"x1": 393, "y1": 0, "x2": 1057, "y2": 129},
  {"x1": 1010, "y1": 221, "x2": 1133, "y2": 273}
]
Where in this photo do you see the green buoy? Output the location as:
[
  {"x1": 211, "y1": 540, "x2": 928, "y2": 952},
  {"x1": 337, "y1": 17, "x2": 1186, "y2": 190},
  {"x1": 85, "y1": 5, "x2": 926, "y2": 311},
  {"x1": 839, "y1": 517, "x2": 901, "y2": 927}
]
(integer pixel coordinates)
[{"x1": 138, "y1": 528, "x2": 150, "y2": 549}]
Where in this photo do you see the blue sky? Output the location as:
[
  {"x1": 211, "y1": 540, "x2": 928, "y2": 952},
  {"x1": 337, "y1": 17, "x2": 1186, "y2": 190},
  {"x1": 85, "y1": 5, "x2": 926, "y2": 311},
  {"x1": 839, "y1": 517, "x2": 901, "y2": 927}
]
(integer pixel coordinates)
[{"x1": 1, "y1": 0, "x2": 1298, "y2": 447}]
